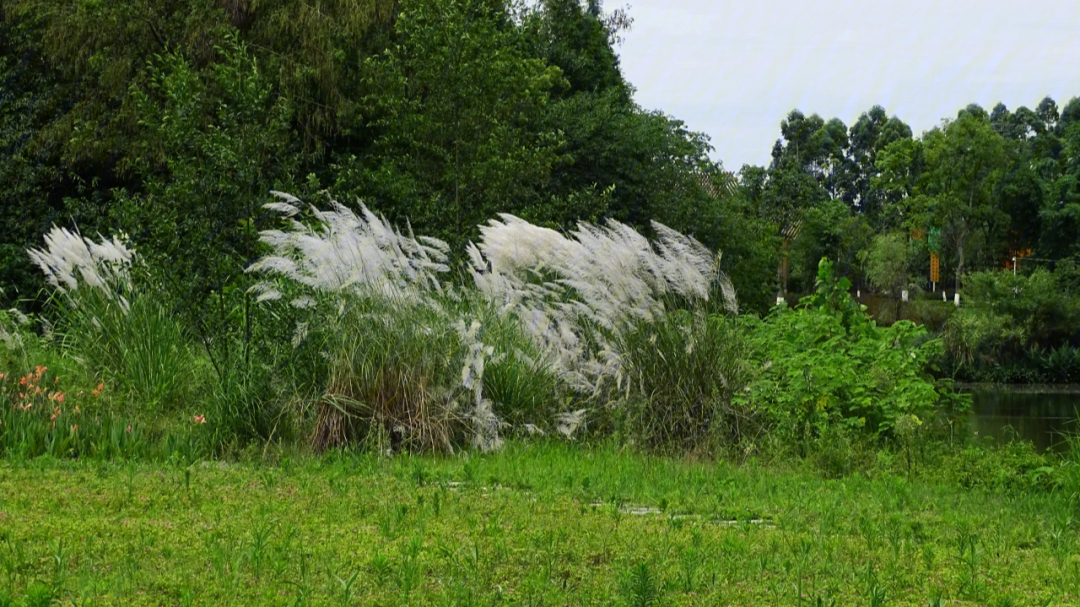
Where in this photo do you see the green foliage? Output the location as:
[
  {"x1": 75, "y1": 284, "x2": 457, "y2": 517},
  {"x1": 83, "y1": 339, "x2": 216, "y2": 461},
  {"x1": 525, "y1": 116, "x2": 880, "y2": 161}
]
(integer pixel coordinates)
[
  {"x1": 843, "y1": 106, "x2": 914, "y2": 226},
  {"x1": 4, "y1": 0, "x2": 1080, "y2": 470},
  {"x1": 0, "y1": 364, "x2": 209, "y2": 461},
  {"x1": 521, "y1": 0, "x2": 628, "y2": 98},
  {"x1": 473, "y1": 311, "x2": 564, "y2": 430},
  {"x1": 740, "y1": 95, "x2": 1080, "y2": 307},
  {"x1": 2, "y1": 0, "x2": 229, "y2": 164},
  {"x1": 314, "y1": 293, "x2": 474, "y2": 453},
  {"x1": 1034, "y1": 345, "x2": 1080, "y2": 383},
  {"x1": 942, "y1": 269, "x2": 1080, "y2": 382},
  {"x1": 0, "y1": 19, "x2": 60, "y2": 307},
  {"x1": 271, "y1": 277, "x2": 562, "y2": 453},
  {"x1": 916, "y1": 112, "x2": 1010, "y2": 286},
  {"x1": 786, "y1": 197, "x2": 872, "y2": 294},
  {"x1": 712, "y1": 209, "x2": 779, "y2": 316},
  {"x1": 306, "y1": 290, "x2": 565, "y2": 454},
  {"x1": 240, "y1": 0, "x2": 396, "y2": 144},
  {"x1": 738, "y1": 259, "x2": 958, "y2": 441},
  {"x1": 339, "y1": 0, "x2": 564, "y2": 248},
  {"x1": 119, "y1": 35, "x2": 303, "y2": 311},
  {"x1": 939, "y1": 440, "x2": 1062, "y2": 494},
  {"x1": 198, "y1": 285, "x2": 308, "y2": 450},
  {"x1": 860, "y1": 231, "x2": 920, "y2": 323},
  {"x1": 807, "y1": 424, "x2": 876, "y2": 479},
  {"x1": 862, "y1": 232, "x2": 919, "y2": 299},
  {"x1": 541, "y1": 91, "x2": 724, "y2": 235},
  {"x1": 619, "y1": 561, "x2": 665, "y2": 607},
  {"x1": 49, "y1": 279, "x2": 198, "y2": 413},
  {"x1": 748, "y1": 109, "x2": 839, "y2": 230}
]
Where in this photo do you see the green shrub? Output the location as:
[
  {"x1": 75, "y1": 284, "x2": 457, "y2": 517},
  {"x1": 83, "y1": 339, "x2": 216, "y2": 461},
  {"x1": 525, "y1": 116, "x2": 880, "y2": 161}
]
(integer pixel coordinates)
[
  {"x1": 193, "y1": 283, "x2": 317, "y2": 452},
  {"x1": 1035, "y1": 345, "x2": 1080, "y2": 383},
  {"x1": 808, "y1": 425, "x2": 875, "y2": 478},
  {"x1": 942, "y1": 268, "x2": 1080, "y2": 382},
  {"x1": 737, "y1": 259, "x2": 963, "y2": 444}
]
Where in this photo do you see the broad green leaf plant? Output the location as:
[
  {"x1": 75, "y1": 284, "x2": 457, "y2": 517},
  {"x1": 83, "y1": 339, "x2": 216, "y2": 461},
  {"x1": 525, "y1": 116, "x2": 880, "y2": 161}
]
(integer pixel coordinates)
[{"x1": 738, "y1": 258, "x2": 964, "y2": 442}]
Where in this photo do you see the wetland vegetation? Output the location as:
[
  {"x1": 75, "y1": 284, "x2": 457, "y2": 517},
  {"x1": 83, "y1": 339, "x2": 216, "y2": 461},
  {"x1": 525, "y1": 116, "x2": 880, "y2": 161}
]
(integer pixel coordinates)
[{"x1": 3, "y1": 1, "x2": 1080, "y2": 604}]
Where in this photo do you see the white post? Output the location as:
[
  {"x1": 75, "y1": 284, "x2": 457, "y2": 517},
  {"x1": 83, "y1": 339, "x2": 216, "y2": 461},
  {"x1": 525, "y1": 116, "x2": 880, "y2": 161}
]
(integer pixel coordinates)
[
  {"x1": 901, "y1": 289, "x2": 909, "y2": 302},
  {"x1": 1013, "y1": 256, "x2": 1017, "y2": 277},
  {"x1": 954, "y1": 292, "x2": 960, "y2": 307}
]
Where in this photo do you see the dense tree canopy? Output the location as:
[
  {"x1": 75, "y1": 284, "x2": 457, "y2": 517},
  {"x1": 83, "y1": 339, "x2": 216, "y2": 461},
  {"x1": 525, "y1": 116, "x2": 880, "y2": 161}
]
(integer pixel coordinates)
[
  {"x1": 1, "y1": 0, "x2": 1078, "y2": 320},
  {"x1": 737, "y1": 97, "x2": 1080, "y2": 301}
]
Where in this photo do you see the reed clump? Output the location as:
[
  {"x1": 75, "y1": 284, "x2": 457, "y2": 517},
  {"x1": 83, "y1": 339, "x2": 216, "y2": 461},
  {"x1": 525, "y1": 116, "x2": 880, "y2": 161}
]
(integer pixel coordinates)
[
  {"x1": 6, "y1": 192, "x2": 961, "y2": 458},
  {"x1": 245, "y1": 193, "x2": 743, "y2": 453}
]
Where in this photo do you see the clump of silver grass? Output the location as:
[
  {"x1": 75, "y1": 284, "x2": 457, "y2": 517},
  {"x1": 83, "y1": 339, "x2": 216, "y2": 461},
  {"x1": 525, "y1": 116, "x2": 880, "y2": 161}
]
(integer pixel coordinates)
[
  {"x1": 468, "y1": 214, "x2": 736, "y2": 397},
  {"x1": 250, "y1": 192, "x2": 509, "y2": 450},
  {"x1": 0, "y1": 299, "x2": 30, "y2": 352},
  {"x1": 27, "y1": 226, "x2": 135, "y2": 311},
  {"x1": 247, "y1": 192, "x2": 449, "y2": 301}
]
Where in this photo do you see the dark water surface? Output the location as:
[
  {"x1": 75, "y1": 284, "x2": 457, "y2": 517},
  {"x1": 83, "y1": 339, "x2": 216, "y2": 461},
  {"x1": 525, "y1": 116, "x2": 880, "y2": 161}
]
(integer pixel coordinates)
[{"x1": 966, "y1": 384, "x2": 1080, "y2": 451}]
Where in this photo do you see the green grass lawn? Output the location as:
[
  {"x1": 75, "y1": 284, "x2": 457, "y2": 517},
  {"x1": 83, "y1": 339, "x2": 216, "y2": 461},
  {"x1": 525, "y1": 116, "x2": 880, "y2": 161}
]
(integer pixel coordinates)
[{"x1": 0, "y1": 442, "x2": 1076, "y2": 606}]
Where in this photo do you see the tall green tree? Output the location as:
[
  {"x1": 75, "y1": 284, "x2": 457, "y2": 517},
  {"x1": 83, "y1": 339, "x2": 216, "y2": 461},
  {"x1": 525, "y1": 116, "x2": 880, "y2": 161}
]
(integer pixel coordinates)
[
  {"x1": 240, "y1": 0, "x2": 396, "y2": 149},
  {"x1": 912, "y1": 109, "x2": 1009, "y2": 286},
  {"x1": 334, "y1": 0, "x2": 564, "y2": 247},
  {"x1": 2, "y1": 0, "x2": 228, "y2": 168},
  {"x1": 860, "y1": 231, "x2": 918, "y2": 319},
  {"x1": 0, "y1": 18, "x2": 68, "y2": 305},
  {"x1": 743, "y1": 110, "x2": 855, "y2": 295},
  {"x1": 114, "y1": 36, "x2": 303, "y2": 310},
  {"x1": 521, "y1": 0, "x2": 628, "y2": 98},
  {"x1": 520, "y1": 0, "x2": 729, "y2": 245},
  {"x1": 843, "y1": 105, "x2": 913, "y2": 227},
  {"x1": 1042, "y1": 97, "x2": 1080, "y2": 260}
]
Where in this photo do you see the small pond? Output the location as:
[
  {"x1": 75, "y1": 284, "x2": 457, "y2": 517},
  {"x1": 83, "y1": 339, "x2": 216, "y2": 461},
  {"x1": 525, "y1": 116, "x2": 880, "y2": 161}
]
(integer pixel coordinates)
[{"x1": 966, "y1": 384, "x2": 1080, "y2": 451}]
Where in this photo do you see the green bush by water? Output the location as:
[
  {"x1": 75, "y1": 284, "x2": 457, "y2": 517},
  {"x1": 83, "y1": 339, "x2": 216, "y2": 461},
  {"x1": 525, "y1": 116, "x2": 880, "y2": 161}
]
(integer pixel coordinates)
[
  {"x1": 738, "y1": 259, "x2": 967, "y2": 445},
  {"x1": 943, "y1": 269, "x2": 1080, "y2": 383}
]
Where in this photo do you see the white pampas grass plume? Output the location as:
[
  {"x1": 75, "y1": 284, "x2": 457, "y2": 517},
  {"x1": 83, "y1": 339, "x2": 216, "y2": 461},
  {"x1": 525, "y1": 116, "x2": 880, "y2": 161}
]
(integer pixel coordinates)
[
  {"x1": 6, "y1": 308, "x2": 29, "y2": 326},
  {"x1": 248, "y1": 193, "x2": 450, "y2": 300},
  {"x1": 555, "y1": 409, "x2": 588, "y2": 439},
  {"x1": 0, "y1": 308, "x2": 27, "y2": 351},
  {"x1": 468, "y1": 214, "x2": 736, "y2": 396},
  {"x1": 27, "y1": 226, "x2": 135, "y2": 307}
]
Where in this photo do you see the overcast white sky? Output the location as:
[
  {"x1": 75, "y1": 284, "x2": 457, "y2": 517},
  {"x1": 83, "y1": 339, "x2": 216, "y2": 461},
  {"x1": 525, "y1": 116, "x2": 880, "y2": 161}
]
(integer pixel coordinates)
[{"x1": 616, "y1": 0, "x2": 1080, "y2": 170}]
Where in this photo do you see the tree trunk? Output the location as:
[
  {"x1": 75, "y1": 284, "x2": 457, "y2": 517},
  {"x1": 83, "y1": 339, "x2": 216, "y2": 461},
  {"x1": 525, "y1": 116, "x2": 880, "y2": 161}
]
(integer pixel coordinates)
[{"x1": 956, "y1": 228, "x2": 966, "y2": 292}]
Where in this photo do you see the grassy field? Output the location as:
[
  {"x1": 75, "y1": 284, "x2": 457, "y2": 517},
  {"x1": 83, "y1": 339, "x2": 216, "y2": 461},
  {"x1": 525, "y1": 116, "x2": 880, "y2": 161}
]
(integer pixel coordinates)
[{"x1": 0, "y1": 442, "x2": 1076, "y2": 606}]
